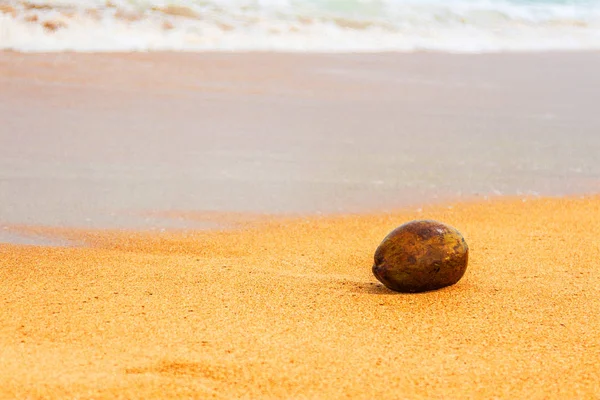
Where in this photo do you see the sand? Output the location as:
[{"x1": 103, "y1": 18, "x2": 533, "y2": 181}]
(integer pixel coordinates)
[{"x1": 2, "y1": 196, "x2": 600, "y2": 399}]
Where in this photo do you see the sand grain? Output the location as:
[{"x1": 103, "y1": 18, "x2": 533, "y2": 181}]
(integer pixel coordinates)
[{"x1": 1, "y1": 196, "x2": 600, "y2": 398}]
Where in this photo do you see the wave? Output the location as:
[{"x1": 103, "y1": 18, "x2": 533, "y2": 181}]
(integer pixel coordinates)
[{"x1": 1, "y1": 0, "x2": 600, "y2": 52}]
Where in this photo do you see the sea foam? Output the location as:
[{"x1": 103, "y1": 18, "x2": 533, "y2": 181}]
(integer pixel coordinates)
[{"x1": 1, "y1": 0, "x2": 600, "y2": 52}]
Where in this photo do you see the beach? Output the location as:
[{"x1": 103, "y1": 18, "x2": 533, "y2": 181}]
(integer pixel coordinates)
[
  {"x1": 1, "y1": 51, "x2": 600, "y2": 398},
  {"x1": 2, "y1": 196, "x2": 600, "y2": 398}
]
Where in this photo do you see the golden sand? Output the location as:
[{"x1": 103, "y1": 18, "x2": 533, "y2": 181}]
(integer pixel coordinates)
[{"x1": 1, "y1": 196, "x2": 600, "y2": 399}]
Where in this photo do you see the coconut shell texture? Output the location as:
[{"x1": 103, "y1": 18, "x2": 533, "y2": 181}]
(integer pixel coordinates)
[{"x1": 372, "y1": 220, "x2": 469, "y2": 293}]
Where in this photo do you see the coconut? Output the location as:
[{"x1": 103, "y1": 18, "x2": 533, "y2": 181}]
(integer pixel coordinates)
[{"x1": 372, "y1": 220, "x2": 469, "y2": 293}]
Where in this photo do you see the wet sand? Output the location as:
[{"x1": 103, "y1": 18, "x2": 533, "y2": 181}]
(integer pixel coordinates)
[
  {"x1": 2, "y1": 52, "x2": 600, "y2": 231},
  {"x1": 2, "y1": 196, "x2": 600, "y2": 398}
]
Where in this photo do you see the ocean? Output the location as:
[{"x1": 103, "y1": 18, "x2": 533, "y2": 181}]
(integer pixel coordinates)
[{"x1": 0, "y1": 0, "x2": 599, "y2": 52}]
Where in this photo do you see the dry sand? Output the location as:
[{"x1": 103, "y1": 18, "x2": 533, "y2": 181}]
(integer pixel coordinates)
[{"x1": 2, "y1": 196, "x2": 600, "y2": 399}]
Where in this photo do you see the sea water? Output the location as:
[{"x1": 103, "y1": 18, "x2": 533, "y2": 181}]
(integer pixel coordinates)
[{"x1": 0, "y1": 0, "x2": 599, "y2": 52}]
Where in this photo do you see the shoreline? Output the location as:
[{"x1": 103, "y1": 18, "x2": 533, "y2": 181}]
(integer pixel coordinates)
[
  {"x1": 1, "y1": 192, "x2": 589, "y2": 248},
  {"x1": 1, "y1": 193, "x2": 588, "y2": 243}
]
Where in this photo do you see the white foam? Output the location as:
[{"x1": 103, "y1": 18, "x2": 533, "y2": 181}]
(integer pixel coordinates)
[{"x1": 1, "y1": 0, "x2": 600, "y2": 52}]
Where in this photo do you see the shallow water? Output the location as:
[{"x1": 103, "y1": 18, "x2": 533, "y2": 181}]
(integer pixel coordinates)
[
  {"x1": 1, "y1": 51, "x2": 599, "y2": 244},
  {"x1": 0, "y1": 229, "x2": 75, "y2": 247}
]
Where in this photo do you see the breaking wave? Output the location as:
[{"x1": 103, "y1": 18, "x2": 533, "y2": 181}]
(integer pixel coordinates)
[{"x1": 1, "y1": 0, "x2": 600, "y2": 52}]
